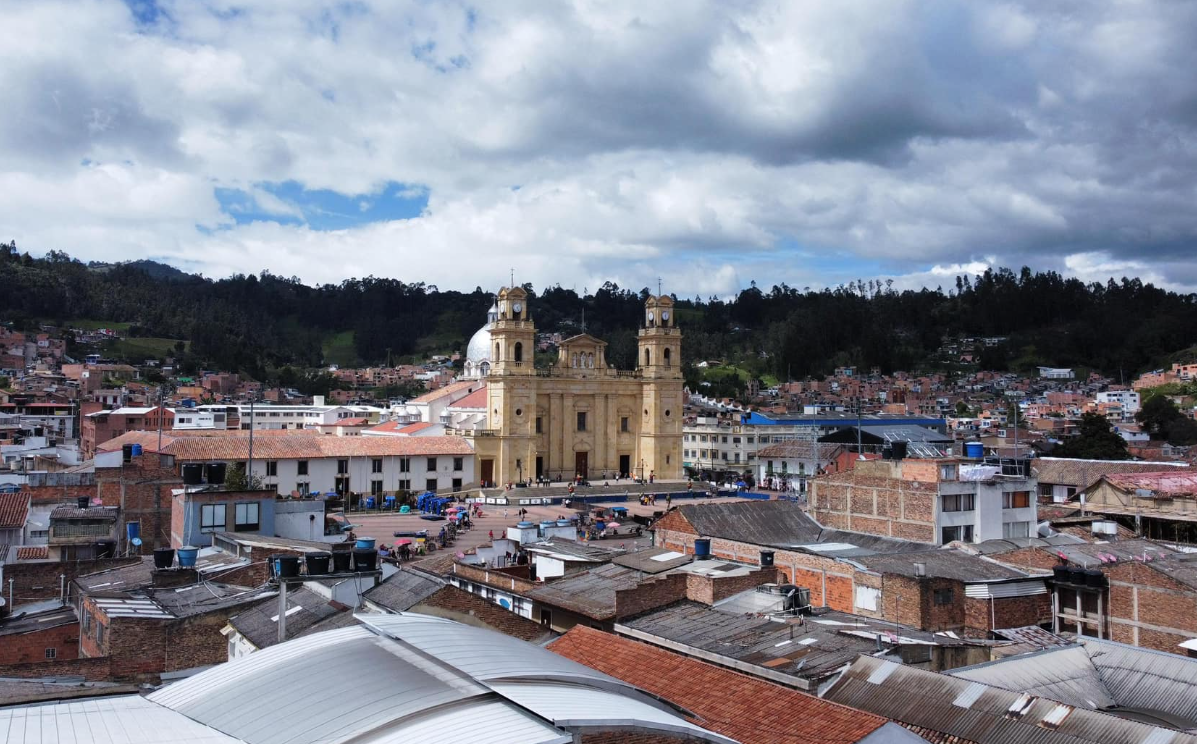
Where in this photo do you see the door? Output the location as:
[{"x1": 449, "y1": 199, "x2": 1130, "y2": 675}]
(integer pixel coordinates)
[
  {"x1": 619, "y1": 454, "x2": 631, "y2": 478},
  {"x1": 480, "y1": 459, "x2": 494, "y2": 487},
  {"x1": 535, "y1": 457, "x2": 544, "y2": 479},
  {"x1": 574, "y1": 451, "x2": 589, "y2": 480}
]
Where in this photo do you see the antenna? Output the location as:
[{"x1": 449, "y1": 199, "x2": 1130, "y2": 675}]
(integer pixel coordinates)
[
  {"x1": 657, "y1": 277, "x2": 662, "y2": 296},
  {"x1": 510, "y1": 268, "x2": 515, "y2": 288}
]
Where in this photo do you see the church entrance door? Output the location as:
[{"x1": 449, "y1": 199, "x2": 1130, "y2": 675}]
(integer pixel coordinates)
[
  {"x1": 619, "y1": 454, "x2": 631, "y2": 479},
  {"x1": 574, "y1": 451, "x2": 589, "y2": 481},
  {"x1": 480, "y1": 459, "x2": 494, "y2": 487}
]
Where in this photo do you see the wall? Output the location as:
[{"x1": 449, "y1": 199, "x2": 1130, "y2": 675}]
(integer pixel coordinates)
[
  {"x1": 1105, "y1": 561, "x2": 1197, "y2": 653},
  {"x1": 964, "y1": 594, "x2": 1051, "y2": 636},
  {"x1": 809, "y1": 462, "x2": 939, "y2": 544},
  {"x1": 412, "y1": 585, "x2": 547, "y2": 642},
  {"x1": 0, "y1": 622, "x2": 80, "y2": 664},
  {"x1": 96, "y1": 452, "x2": 183, "y2": 553},
  {"x1": 4, "y1": 557, "x2": 141, "y2": 608},
  {"x1": 240, "y1": 453, "x2": 474, "y2": 496},
  {"x1": 171, "y1": 490, "x2": 276, "y2": 548},
  {"x1": 273, "y1": 499, "x2": 338, "y2": 542},
  {"x1": 0, "y1": 656, "x2": 111, "y2": 681}
]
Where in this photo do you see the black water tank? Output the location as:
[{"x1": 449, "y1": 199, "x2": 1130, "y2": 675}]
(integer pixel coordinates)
[
  {"x1": 1085, "y1": 569, "x2": 1106, "y2": 588},
  {"x1": 1052, "y1": 565, "x2": 1070, "y2": 583},
  {"x1": 273, "y1": 555, "x2": 301, "y2": 579},
  {"x1": 153, "y1": 548, "x2": 175, "y2": 569},
  {"x1": 778, "y1": 584, "x2": 799, "y2": 611},
  {"x1": 76, "y1": 495, "x2": 89, "y2": 510},
  {"x1": 122, "y1": 444, "x2": 134, "y2": 463},
  {"x1": 305, "y1": 551, "x2": 331, "y2": 575},
  {"x1": 206, "y1": 462, "x2": 227, "y2": 485},
  {"x1": 891, "y1": 440, "x2": 908, "y2": 460},
  {"x1": 760, "y1": 550, "x2": 775, "y2": 567},
  {"x1": 1068, "y1": 567, "x2": 1087, "y2": 584},
  {"x1": 332, "y1": 550, "x2": 352, "y2": 572},
  {"x1": 182, "y1": 464, "x2": 204, "y2": 485},
  {"x1": 353, "y1": 548, "x2": 378, "y2": 572}
]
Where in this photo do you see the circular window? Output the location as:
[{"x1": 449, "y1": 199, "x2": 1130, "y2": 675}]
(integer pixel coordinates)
[
  {"x1": 665, "y1": 409, "x2": 671, "y2": 417},
  {"x1": 644, "y1": 408, "x2": 649, "y2": 416},
  {"x1": 515, "y1": 408, "x2": 523, "y2": 416}
]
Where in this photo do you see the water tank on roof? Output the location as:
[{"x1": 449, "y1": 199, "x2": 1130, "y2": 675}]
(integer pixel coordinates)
[
  {"x1": 760, "y1": 550, "x2": 775, "y2": 567},
  {"x1": 353, "y1": 548, "x2": 378, "y2": 572},
  {"x1": 153, "y1": 547, "x2": 175, "y2": 569},
  {"x1": 517, "y1": 521, "x2": 535, "y2": 528},
  {"x1": 273, "y1": 554, "x2": 300, "y2": 579},
  {"x1": 891, "y1": 440, "x2": 908, "y2": 460},
  {"x1": 964, "y1": 441, "x2": 984, "y2": 459},
  {"x1": 182, "y1": 464, "x2": 204, "y2": 485},
  {"x1": 694, "y1": 538, "x2": 712, "y2": 560},
  {"x1": 76, "y1": 495, "x2": 89, "y2": 510},
  {"x1": 1084, "y1": 569, "x2": 1106, "y2": 588},
  {"x1": 306, "y1": 552, "x2": 331, "y2": 575},
  {"x1": 206, "y1": 462, "x2": 227, "y2": 485},
  {"x1": 130, "y1": 443, "x2": 142, "y2": 457},
  {"x1": 177, "y1": 546, "x2": 198, "y2": 568}
]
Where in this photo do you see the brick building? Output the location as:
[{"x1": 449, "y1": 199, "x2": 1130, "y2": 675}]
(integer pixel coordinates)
[
  {"x1": 0, "y1": 606, "x2": 79, "y2": 664},
  {"x1": 810, "y1": 456, "x2": 1038, "y2": 545},
  {"x1": 987, "y1": 538, "x2": 1197, "y2": 655},
  {"x1": 94, "y1": 448, "x2": 183, "y2": 554},
  {"x1": 652, "y1": 501, "x2": 1049, "y2": 637}
]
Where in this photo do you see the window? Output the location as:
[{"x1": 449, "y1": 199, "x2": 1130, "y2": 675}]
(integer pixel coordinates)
[
  {"x1": 297, "y1": 460, "x2": 308, "y2": 475},
  {"x1": 97, "y1": 624, "x2": 104, "y2": 646},
  {"x1": 664, "y1": 347, "x2": 671, "y2": 365},
  {"x1": 722, "y1": 436, "x2": 728, "y2": 444},
  {"x1": 297, "y1": 482, "x2": 309, "y2": 495},
  {"x1": 372, "y1": 458, "x2": 383, "y2": 473},
  {"x1": 621, "y1": 416, "x2": 629, "y2": 433},
  {"x1": 399, "y1": 457, "x2": 410, "y2": 473},
  {"x1": 371, "y1": 480, "x2": 383, "y2": 495},
  {"x1": 82, "y1": 612, "x2": 91, "y2": 634},
  {"x1": 45, "y1": 647, "x2": 56, "y2": 659},
  {"x1": 536, "y1": 417, "x2": 543, "y2": 434},
  {"x1": 933, "y1": 588, "x2": 954, "y2": 606},
  {"x1": 453, "y1": 457, "x2": 464, "y2": 471},
  {"x1": 514, "y1": 342, "x2": 523, "y2": 363},
  {"x1": 200, "y1": 503, "x2": 226, "y2": 533},
  {"x1": 234, "y1": 502, "x2": 259, "y2": 531},
  {"x1": 576, "y1": 412, "x2": 587, "y2": 431},
  {"x1": 265, "y1": 461, "x2": 278, "y2": 477},
  {"x1": 1003, "y1": 521, "x2": 1031, "y2": 538},
  {"x1": 452, "y1": 478, "x2": 462, "y2": 491},
  {"x1": 644, "y1": 349, "x2": 651, "y2": 366},
  {"x1": 940, "y1": 525, "x2": 974, "y2": 543},
  {"x1": 29, "y1": 529, "x2": 49, "y2": 538},
  {"x1": 337, "y1": 459, "x2": 349, "y2": 474},
  {"x1": 941, "y1": 493, "x2": 975, "y2": 512},
  {"x1": 767, "y1": 460, "x2": 774, "y2": 471},
  {"x1": 759, "y1": 436, "x2": 769, "y2": 444},
  {"x1": 1003, "y1": 491, "x2": 1030, "y2": 509},
  {"x1": 426, "y1": 478, "x2": 438, "y2": 492},
  {"x1": 398, "y1": 479, "x2": 411, "y2": 491},
  {"x1": 427, "y1": 457, "x2": 437, "y2": 471},
  {"x1": 732, "y1": 437, "x2": 741, "y2": 444},
  {"x1": 747, "y1": 437, "x2": 755, "y2": 444},
  {"x1": 939, "y1": 464, "x2": 956, "y2": 480}
]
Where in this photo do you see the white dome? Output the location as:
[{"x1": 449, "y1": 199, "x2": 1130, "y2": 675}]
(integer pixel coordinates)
[{"x1": 466, "y1": 324, "x2": 493, "y2": 364}]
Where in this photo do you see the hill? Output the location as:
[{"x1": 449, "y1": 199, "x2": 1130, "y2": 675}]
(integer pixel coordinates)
[{"x1": 1, "y1": 241, "x2": 1195, "y2": 387}]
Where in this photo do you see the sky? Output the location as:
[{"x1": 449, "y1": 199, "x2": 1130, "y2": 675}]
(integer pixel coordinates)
[{"x1": 2, "y1": 0, "x2": 1196, "y2": 296}]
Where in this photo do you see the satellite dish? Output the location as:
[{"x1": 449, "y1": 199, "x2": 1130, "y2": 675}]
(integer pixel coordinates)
[{"x1": 131, "y1": 537, "x2": 143, "y2": 546}]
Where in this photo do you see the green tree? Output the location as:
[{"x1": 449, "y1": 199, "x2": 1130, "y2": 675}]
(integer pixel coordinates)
[
  {"x1": 954, "y1": 401, "x2": 973, "y2": 417},
  {"x1": 224, "y1": 462, "x2": 264, "y2": 491},
  {"x1": 1054, "y1": 413, "x2": 1131, "y2": 460},
  {"x1": 1136, "y1": 395, "x2": 1197, "y2": 445}
]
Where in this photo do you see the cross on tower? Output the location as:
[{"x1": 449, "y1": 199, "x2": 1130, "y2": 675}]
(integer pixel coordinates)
[
  {"x1": 657, "y1": 277, "x2": 662, "y2": 296},
  {"x1": 510, "y1": 268, "x2": 515, "y2": 288}
]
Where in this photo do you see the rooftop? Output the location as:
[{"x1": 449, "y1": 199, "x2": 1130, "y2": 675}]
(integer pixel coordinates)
[
  {"x1": 1033, "y1": 457, "x2": 1190, "y2": 490},
  {"x1": 406, "y1": 379, "x2": 479, "y2": 404},
  {"x1": 1104, "y1": 469, "x2": 1197, "y2": 496},
  {"x1": 0, "y1": 491, "x2": 29, "y2": 529},
  {"x1": 98, "y1": 430, "x2": 473, "y2": 460},
  {"x1": 950, "y1": 637, "x2": 1197, "y2": 730},
  {"x1": 49, "y1": 505, "x2": 118, "y2": 521},
  {"x1": 361, "y1": 567, "x2": 445, "y2": 612},
  {"x1": 0, "y1": 605, "x2": 77, "y2": 636},
  {"x1": 549, "y1": 625, "x2": 893, "y2": 744},
  {"x1": 852, "y1": 549, "x2": 1042, "y2": 583},
  {"x1": 227, "y1": 587, "x2": 349, "y2": 649},
  {"x1": 611, "y1": 546, "x2": 694, "y2": 574},
  {"x1": 824, "y1": 655, "x2": 1197, "y2": 744}
]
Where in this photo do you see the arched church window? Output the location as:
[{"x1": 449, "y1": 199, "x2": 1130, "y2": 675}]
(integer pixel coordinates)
[
  {"x1": 644, "y1": 348, "x2": 651, "y2": 366},
  {"x1": 572, "y1": 353, "x2": 579, "y2": 368},
  {"x1": 664, "y1": 347, "x2": 671, "y2": 366},
  {"x1": 495, "y1": 342, "x2": 501, "y2": 360},
  {"x1": 514, "y1": 342, "x2": 523, "y2": 363}
]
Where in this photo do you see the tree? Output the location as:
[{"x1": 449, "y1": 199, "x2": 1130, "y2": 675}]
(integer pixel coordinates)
[
  {"x1": 1136, "y1": 395, "x2": 1197, "y2": 445},
  {"x1": 224, "y1": 462, "x2": 264, "y2": 491},
  {"x1": 954, "y1": 401, "x2": 973, "y2": 417},
  {"x1": 1054, "y1": 413, "x2": 1131, "y2": 460}
]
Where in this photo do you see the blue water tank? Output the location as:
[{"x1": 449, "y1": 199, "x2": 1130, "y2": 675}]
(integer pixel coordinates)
[
  {"x1": 964, "y1": 441, "x2": 984, "y2": 458},
  {"x1": 517, "y1": 521, "x2": 535, "y2": 528},
  {"x1": 130, "y1": 443, "x2": 143, "y2": 457},
  {"x1": 355, "y1": 537, "x2": 376, "y2": 550},
  {"x1": 694, "y1": 538, "x2": 712, "y2": 560},
  {"x1": 177, "y1": 546, "x2": 198, "y2": 568},
  {"x1": 126, "y1": 521, "x2": 140, "y2": 542},
  {"x1": 365, "y1": 497, "x2": 376, "y2": 509}
]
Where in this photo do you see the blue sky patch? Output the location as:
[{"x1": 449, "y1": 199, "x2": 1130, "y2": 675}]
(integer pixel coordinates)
[{"x1": 214, "y1": 180, "x2": 429, "y2": 230}]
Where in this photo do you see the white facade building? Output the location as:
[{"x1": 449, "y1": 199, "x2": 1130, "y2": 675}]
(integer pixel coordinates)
[{"x1": 1096, "y1": 390, "x2": 1140, "y2": 415}]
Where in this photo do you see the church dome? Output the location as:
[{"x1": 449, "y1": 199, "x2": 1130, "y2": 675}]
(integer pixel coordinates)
[{"x1": 463, "y1": 301, "x2": 499, "y2": 378}]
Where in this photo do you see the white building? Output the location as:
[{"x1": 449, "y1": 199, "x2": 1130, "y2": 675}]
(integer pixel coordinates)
[
  {"x1": 100, "y1": 431, "x2": 476, "y2": 496},
  {"x1": 1096, "y1": 390, "x2": 1140, "y2": 415},
  {"x1": 1038, "y1": 367, "x2": 1074, "y2": 379}
]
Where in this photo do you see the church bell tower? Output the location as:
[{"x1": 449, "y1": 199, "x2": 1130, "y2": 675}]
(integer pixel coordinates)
[{"x1": 638, "y1": 295, "x2": 683, "y2": 479}]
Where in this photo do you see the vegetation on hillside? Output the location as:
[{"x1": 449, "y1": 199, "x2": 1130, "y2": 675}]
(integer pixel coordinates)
[{"x1": 3, "y1": 243, "x2": 1196, "y2": 388}]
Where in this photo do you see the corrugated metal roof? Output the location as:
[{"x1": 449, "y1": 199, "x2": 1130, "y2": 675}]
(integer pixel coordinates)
[
  {"x1": 0, "y1": 695, "x2": 241, "y2": 744},
  {"x1": 490, "y1": 682, "x2": 737, "y2": 744},
  {"x1": 951, "y1": 645, "x2": 1117, "y2": 710},
  {"x1": 825, "y1": 655, "x2": 1197, "y2": 744},
  {"x1": 361, "y1": 567, "x2": 444, "y2": 612}
]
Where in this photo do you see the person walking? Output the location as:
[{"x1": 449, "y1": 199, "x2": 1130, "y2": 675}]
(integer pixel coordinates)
[{"x1": 488, "y1": 530, "x2": 494, "y2": 541}]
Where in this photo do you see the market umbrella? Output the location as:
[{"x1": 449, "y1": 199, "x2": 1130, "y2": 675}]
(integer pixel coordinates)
[
  {"x1": 605, "y1": 522, "x2": 621, "y2": 530},
  {"x1": 394, "y1": 538, "x2": 414, "y2": 546}
]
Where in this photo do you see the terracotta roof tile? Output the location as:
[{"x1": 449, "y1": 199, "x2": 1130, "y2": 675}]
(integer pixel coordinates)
[
  {"x1": 407, "y1": 380, "x2": 477, "y2": 404},
  {"x1": 549, "y1": 626, "x2": 887, "y2": 744},
  {"x1": 16, "y1": 546, "x2": 49, "y2": 560},
  {"x1": 0, "y1": 492, "x2": 29, "y2": 529},
  {"x1": 1104, "y1": 470, "x2": 1197, "y2": 496},
  {"x1": 448, "y1": 387, "x2": 487, "y2": 409},
  {"x1": 98, "y1": 431, "x2": 474, "y2": 460}
]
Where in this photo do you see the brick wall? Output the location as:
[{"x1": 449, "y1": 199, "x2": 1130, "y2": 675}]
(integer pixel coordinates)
[
  {"x1": 614, "y1": 574, "x2": 687, "y2": 620},
  {"x1": 25, "y1": 483, "x2": 96, "y2": 505},
  {"x1": 0, "y1": 656, "x2": 111, "y2": 681},
  {"x1": 5, "y1": 557, "x2": 141, "y2": 606},
  {"x1": 963, "y1": 594, "x2": 1051, "y2": 636},
  {"x1": 808, "y1": 466, "x2": 938, "y2": 544},
  {"x1": 580, "y1": 733, "x2": 695, "y2": 744},
  {"x1": 0, "y1": 622, "x2": 81, "y2": 664},
  {"x1": 989, "y1": 547, "x2": 1060, "y2": 571},
  {"x1": 414, "y1": 586, "x2": 548, "y2": 642},
  {"x1": 452, "y1": 561, "x2": 539, "y2": 595},
  {"x1": 1105, "y1": 561, "x2": 1197, "y2": 653},
  {"x1": 96, "y1": 453, "x2": 183, "y2": 553}
]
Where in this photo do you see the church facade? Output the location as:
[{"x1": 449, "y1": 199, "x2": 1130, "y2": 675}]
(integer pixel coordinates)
[{"x1": 464, "y1": 286, "x2": 683, "y2": 485}]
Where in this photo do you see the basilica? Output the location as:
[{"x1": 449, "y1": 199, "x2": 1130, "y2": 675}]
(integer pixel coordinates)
[{"x1": 460, "y1": 287, "x2": 683, "y2": 486}]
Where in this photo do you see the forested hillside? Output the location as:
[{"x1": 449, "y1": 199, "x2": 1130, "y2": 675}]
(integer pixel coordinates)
[{"x1": 3, "y1": 242, "x2": 1195, "y2": 387}]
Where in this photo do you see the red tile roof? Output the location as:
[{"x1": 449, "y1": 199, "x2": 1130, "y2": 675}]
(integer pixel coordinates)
[
  {"x1": 16, "y1": 546, "x2": 49, "y2": 560},
  {"x1": 399, "y1": 422, "x2": 436, "y2": 434},
  {"x1": 407, "y1": 380, "x2": 477, "y2": 404},
  {"x1": 549, "y1": 626, "x2": 888, "y2": 744},
  {"x1": 99, "y1": 430, "x2": 473, "y2": 460},
  {"x1": 0, "y1": 492, "x2": 29, "y2": 529},
  {"x1": 448, "y1": 387, "x2": 487, "y2": 409},
  {"x1": 1105, "y1": 470, "x2": 1197, "y2": 496}
]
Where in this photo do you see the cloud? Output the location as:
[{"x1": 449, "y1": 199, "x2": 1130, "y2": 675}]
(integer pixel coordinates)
[{"x1": 1, "y1": 0, "x2": 1195, "y2": 295}]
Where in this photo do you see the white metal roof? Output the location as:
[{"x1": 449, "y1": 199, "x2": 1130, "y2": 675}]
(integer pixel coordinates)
[{"x1": 0, "y1": 695, "x2": 240, "y2": 744}]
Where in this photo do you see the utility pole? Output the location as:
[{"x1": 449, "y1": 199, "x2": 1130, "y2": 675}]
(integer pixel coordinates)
[
  {"x1": 156, "y1": 385, "x2": 165, "y2": 453},
  {"x1": 247, "y1": 395, "x2": 255, "y2": 487}
]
